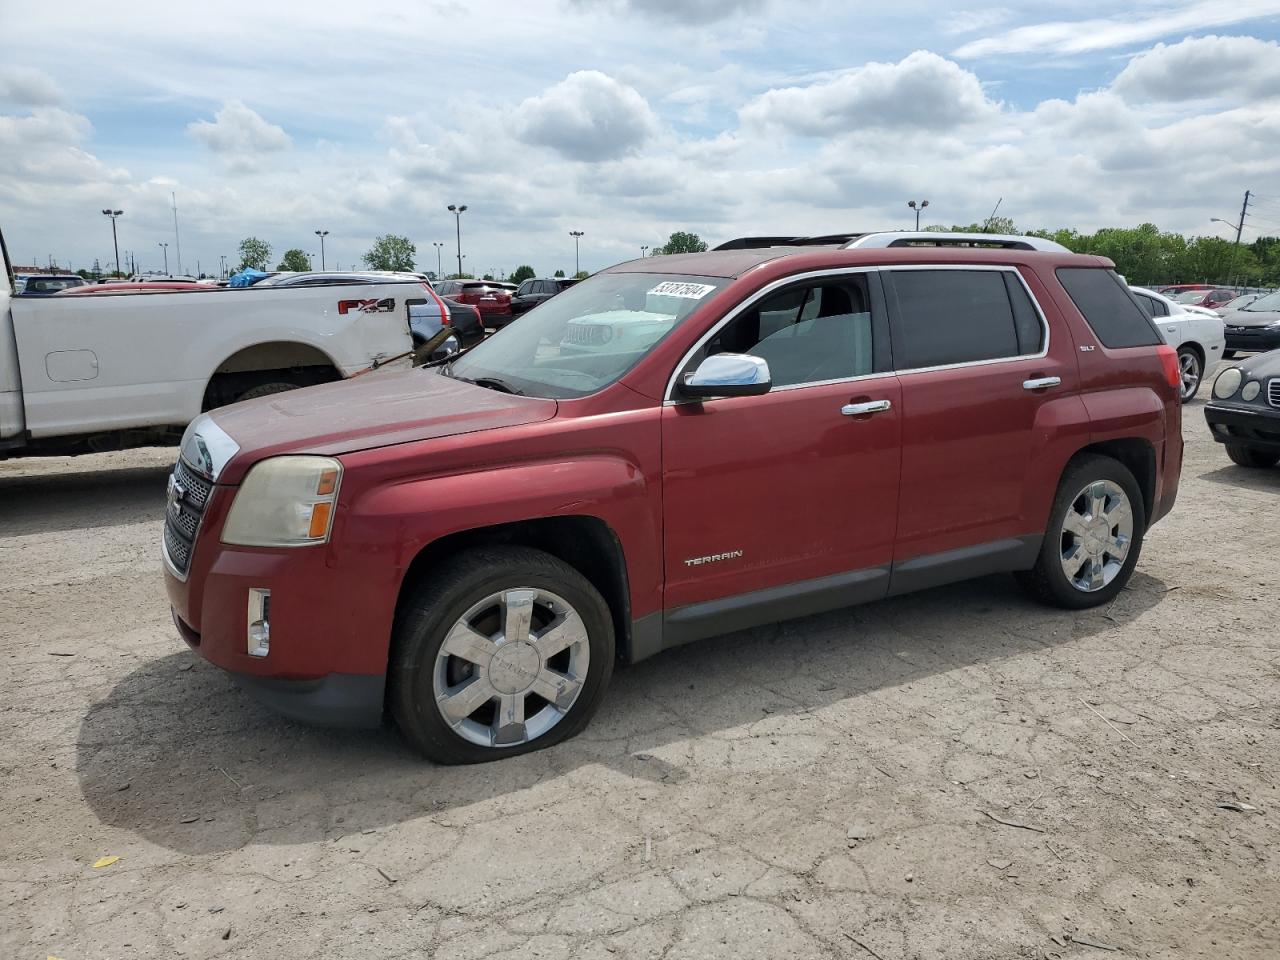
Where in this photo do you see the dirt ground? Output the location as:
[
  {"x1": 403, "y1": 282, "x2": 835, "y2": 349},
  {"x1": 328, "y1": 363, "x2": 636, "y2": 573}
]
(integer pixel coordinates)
[{"x1": 2, "y1": 386, "x2": 1278, "y2": 960}]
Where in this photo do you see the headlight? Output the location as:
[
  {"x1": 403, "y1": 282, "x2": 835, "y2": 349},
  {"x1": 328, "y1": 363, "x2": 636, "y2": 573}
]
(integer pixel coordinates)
[
  {"x1": 1213, "y1": 367, "x2": 1243, "y2": 399},
  {"x1": 1242, "y1": 381, "x2": 1261, "y2": 402},
  {"x1": 221, "y1": 456, "x2": 342, "y2": 547}
]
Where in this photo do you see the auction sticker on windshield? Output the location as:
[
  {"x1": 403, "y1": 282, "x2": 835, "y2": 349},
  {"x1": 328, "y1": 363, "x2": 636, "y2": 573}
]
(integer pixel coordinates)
[{"x1": 647, "y1": 281, "x2": 717, "y2": 299}]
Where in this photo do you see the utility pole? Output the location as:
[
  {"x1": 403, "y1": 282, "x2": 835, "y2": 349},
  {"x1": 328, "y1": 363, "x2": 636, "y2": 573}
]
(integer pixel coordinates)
[{"x1": 1232, "y1": 189, "x2": 1251, "y2": 284}]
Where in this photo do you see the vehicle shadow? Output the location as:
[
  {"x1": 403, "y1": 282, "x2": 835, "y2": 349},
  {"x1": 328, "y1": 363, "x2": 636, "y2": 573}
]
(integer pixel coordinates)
[
  {"x1": 0, "y1": 464, "x2": 170, "y2": 536},
  {"x1": 1198, "y1": 463, "x2": 1280, "y2": 492},
  {"x1": 76, "y1": 570, "x2": 1168, "y2": 854}
]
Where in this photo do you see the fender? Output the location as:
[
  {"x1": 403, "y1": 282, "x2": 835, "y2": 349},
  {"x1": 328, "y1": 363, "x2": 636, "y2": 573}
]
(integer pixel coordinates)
[{"x1": 329, "y1": 454, "x2": 662, "y2": 671}]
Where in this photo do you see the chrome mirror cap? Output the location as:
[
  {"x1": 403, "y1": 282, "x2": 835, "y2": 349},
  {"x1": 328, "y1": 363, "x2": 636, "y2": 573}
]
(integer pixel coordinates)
[{"x1": 679, "y1": 353, "x2": 772, "y2": 399}]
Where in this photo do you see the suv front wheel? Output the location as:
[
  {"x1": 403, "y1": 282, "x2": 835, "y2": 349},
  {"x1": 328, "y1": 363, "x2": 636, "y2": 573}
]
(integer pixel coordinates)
[
  {"x1": 1017, "y1": 455, "x2": 1147, "y2": 610},
  {"x1": 389, "y1": 547, "x2": 615, "y2": 764}
]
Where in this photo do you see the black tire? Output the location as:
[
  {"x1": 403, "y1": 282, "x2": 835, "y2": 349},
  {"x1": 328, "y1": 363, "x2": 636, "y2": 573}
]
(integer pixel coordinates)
[
  {"x1": 236, "y1": 380, "x2": 300, "y2": 402},
  {"x1": 389, "y1": 546, "x2": 614, "y2": 764},
  {"x1": 1016, "y1": 454, "x2": 1147, "y2": 610},
  {"x1": 1176, "y1": 346, "x2": 1203, "y2": 403},
  {"x1": 1226, "y1": 443, "x2": 1280, "y2": 468}
]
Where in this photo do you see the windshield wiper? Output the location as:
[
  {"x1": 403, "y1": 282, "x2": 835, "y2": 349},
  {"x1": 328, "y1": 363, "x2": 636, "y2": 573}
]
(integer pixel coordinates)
[{"x1": 471, "y1": 376, "x2": 522, "y2": 395}]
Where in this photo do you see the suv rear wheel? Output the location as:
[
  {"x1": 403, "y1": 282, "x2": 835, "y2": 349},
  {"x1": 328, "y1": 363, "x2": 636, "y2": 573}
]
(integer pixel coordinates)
[
  {"x1": 1017, "y1": 455, "x2": 1146, "y2": 609},
  {"x1": 389, "y1": 547, "x2": 614, "y2": 764},
  {"x1": 1225, "y1": 443, "x2": 1280, "y2": 468}
]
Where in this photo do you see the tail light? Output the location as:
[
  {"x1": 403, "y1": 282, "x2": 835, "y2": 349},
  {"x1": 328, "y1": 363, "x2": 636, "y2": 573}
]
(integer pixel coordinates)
[{"x1": 1156, "y1": 344, "x2": 1180, "y2": 390}]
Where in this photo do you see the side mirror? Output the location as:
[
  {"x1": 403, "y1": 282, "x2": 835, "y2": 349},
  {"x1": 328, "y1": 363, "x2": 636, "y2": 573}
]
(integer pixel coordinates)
[{"x1": 678, "y1": 353, "x2": 771, "y2": 399}]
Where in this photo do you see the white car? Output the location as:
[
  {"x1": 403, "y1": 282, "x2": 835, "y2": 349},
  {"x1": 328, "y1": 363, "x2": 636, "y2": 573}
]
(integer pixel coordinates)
[{"x1": 1129, "y1": 286, "x2": 1226, "y2": 402}]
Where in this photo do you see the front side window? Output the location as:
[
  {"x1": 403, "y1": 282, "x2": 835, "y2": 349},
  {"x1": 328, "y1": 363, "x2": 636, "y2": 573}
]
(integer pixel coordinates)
[
  {"x1": 889, "y1": 269, "x2": 1035, "y2": 370},
  {"x1": 687, "y1": 277, "x2": 874, "y2": 388},
  {"x1": 448, "y1": 272, "x2": 728, "y2": 399}
]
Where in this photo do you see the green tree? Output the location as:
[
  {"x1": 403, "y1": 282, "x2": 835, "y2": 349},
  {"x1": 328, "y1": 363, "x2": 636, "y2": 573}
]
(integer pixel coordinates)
[
  {"x1": 238, "y1": 236, "x2": 272, "y2": 271},
  {"x1": 510, "y1": 264, "x2": 536, "y2": 283},
  {"x1": 363, "y1": 234, "x2": 416, "y2": 272},
  {"x1": 574, "y1": 270, "x2": 590, "y2": 280},
  {"x1": 657, "y1": 231, "x2": 708, "y2": 255},
  {"x1": 277, "y1": 249, "x2": 310, "y2": 272},
  {"x1": 553, "y1": 269, "x2": 565, "y2": 278}
]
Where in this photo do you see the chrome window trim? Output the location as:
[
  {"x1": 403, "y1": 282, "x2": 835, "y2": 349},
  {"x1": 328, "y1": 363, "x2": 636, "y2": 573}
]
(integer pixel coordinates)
[{"x1": 663, "y1": 264, "x2": 1051, "y2": 403}]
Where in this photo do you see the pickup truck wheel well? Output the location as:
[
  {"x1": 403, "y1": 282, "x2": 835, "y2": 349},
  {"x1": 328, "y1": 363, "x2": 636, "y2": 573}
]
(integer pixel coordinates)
[
  {"x1": 202, "y1": 342, "x2": 340, "y2": 410},
  {"x1": 397, "y1": 517, "x2": 632, "y2": 663},
  {"x1": 1069, "y1": 439, "x2": 1156, "y2": 525}
]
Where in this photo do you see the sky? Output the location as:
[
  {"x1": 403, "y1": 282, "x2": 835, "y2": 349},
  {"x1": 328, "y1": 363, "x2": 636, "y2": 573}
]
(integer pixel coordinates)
[{"x1": 2, "y1": 0, "x2": 1280, "y2": 277}]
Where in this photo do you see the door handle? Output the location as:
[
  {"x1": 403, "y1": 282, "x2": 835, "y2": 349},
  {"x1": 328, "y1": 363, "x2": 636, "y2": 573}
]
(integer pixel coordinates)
[
  {"x1": 841, "y1": 399, "x2": 892, "y2": 416},
  {"x1": 1022, "y1": 376, "x2": 1061, "y2": 391}
]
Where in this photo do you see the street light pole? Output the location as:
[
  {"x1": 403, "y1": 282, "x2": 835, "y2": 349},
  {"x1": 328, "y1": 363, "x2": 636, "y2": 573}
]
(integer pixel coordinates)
[
  {"x1": 447, "y1": 204, "x2": 467, "y2": 276},
  {"x1": 314, "y1": 230, "x2": 329, "y2": 270},
  {"x1": 640, "y1": 245, "x2": 649, "y2": 258},
  {"x1": 101, "y1": 209, "x2": 123, "y2": 276},
  {"x1": 158, "y1": 242, "x2": 168, "y2": 274},
  {"x1": 433, "y1": 242, "x2": 444, "y2": 280},
  {"x1": 569, "y1": 230, "x2": 584, "y2": 275},
  {"x1": 907, "y1": 199, "x2": 929, "y2": 230}
]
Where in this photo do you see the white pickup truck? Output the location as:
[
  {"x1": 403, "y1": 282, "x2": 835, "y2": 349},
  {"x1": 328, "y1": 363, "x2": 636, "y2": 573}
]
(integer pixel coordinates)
[{"x1": 1, "y1": 233, "x2": 453, "y2": 458}]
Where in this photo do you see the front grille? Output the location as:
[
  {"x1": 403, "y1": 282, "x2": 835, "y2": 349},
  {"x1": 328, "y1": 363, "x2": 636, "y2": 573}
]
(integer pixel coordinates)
[
  {"x1": 1269, "y1": 379, "x2": 1280, "y2": 409},
  {"x1": 562, "y1": 323, "x2": 608, "y2": 346},
  {"x1": 163, "y1": 457, "x2": 213, "y2": 578}
]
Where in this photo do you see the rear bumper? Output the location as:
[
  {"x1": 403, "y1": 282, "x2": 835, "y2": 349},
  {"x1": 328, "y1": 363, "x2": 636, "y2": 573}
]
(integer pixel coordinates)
[
  {"x1": 1205, "y1": 404, "x2": 1280, "y2": 451},
  {"x1": 1224, "y1": 328, "x2": 1280, "y2": 352}
]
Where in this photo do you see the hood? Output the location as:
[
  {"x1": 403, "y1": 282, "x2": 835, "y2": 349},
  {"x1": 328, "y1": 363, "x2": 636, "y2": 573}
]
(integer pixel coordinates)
[
  {"x1": 205, "y1": 366, "x2": 557, "y2": 483},
  {"x1": 1234, "y1": 348, "x2": 1280, "y2": 379},
  {"x1": 1224, "y1": 309, "x2": 1280, "y2": 328}
]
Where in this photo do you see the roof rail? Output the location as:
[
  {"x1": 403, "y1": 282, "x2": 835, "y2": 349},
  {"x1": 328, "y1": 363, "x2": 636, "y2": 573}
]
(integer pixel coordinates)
[
  {"x1": 844, "y1": 232, "x2": 1070, "y2": 253},
  {"x1": 712, "y1": 231, "x2": 1069, "y2": 253}
]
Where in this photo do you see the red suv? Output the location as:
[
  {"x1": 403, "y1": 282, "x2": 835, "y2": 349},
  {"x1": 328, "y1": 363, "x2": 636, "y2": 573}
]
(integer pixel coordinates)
[
  {"x1": 163, "y1": 232, "x2": 1183, "y2": 763},
  {"x1": 433, "y1": 280, "x2": 513, "y2": 328}
]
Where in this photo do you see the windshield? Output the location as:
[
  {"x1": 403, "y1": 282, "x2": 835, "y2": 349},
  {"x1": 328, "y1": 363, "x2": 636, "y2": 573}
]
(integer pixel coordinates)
[
  {"x1": 1244, "y1": 291, "x2": 1280, "y2": 311},
  {"x1": 448, "y1": 272, "x2": 728, "y2": 398}
]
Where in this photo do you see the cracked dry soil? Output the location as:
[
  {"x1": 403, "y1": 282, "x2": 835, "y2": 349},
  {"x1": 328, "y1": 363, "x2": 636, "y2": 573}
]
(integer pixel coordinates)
[{"x1": 2, "y1": 393, "x2": 1278, "y2": 960}]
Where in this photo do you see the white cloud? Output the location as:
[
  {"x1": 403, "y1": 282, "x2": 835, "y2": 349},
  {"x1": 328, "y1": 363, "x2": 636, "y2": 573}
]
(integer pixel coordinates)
[
  {"x1": 186, "y1": 101, "x2": 292, "y2": 168},
  {"x1": 1113, "y1": 34, "x2": 1280, "y2": 102},
  {"x1": 0, "y1": 66, "x2": 63, "y2": 106},
  {"x1": 954, "y1": 0, "x2": 1280, "y2": 58},
  {"x1": 740, "y1": 51, "x2": 1000, "y2": 136},
  {"x1": 569, "y1": 0, "x2": 768, "y2": 24},
  {"x1": 516, "y1": 71, "x2": 658, "y2": 161}
]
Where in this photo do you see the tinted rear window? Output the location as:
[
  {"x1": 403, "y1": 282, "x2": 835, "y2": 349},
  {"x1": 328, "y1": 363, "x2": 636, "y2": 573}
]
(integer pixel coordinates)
[
  {"x1": 1056, "y1": 268, "x2": 1161, "y2": 348},
  {"x1": 890, "y1": 269, "x2": 1024, "y2": 369}
]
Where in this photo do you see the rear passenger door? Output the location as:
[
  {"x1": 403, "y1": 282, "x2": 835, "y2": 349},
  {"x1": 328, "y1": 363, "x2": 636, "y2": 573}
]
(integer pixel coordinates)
[{"x1": 883, "y1": 266, "x2": 1080, "y2": 584}]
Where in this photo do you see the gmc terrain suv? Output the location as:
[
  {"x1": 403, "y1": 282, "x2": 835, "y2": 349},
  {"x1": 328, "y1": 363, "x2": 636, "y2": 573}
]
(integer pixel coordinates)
[{"x1": 163, "y1": 232, "x2": 1184, "y2": 764}]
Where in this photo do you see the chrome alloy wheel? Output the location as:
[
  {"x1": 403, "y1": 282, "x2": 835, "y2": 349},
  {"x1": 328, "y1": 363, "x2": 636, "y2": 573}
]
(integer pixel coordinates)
[
  {"x1": 1178, "y1": 350, "x2": 1202, "y2": 401},
  {"x1": 1059, "y1": 479, "x2": 1133, "y2": 592},
  {"x1": 432, "y1": 587, "x2": 590, "y2": 748}
]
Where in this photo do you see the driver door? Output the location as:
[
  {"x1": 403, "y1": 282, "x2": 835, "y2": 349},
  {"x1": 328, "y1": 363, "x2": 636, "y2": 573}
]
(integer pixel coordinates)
[{"x1": 660, "y1": 272, "x2": 901, "y2": 638}]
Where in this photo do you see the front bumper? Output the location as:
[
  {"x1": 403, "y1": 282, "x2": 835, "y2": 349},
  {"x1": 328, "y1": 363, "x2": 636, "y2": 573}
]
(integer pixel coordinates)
[
  {"x1": 164, "y1": 485, "x2": 401, "y2": 728},
  {"x1": 1224, "y1": 326, "x2": 1280, "y2": 353},
  {"x1": 1204, "y1": 403, "x2": 1280, "y2": 451}
]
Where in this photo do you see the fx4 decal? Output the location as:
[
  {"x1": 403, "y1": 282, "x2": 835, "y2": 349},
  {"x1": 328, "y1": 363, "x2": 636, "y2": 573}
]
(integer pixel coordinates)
[{"x1": 338, "y1": 297, "x2": 396, "y2": 315}]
